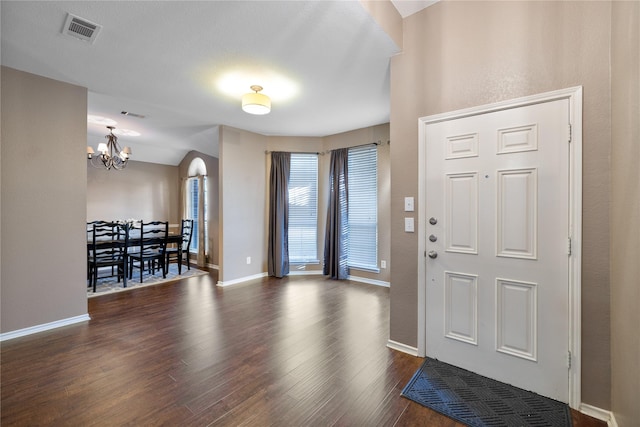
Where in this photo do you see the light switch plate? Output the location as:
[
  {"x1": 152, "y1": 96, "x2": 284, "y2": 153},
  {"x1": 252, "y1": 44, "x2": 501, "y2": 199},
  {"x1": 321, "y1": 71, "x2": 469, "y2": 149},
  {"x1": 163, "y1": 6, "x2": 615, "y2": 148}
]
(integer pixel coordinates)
[
  {"x1": 404, "y1": 217, "x2": 415, "y2": 232},
  {"x1": 404, "y1": 196, "x2": 414, "y2": 212}
]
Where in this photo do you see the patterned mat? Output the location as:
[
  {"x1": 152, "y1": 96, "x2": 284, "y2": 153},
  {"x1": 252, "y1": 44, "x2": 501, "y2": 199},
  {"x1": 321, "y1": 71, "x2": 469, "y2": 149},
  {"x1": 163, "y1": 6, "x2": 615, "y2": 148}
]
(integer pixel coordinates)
[
  {"x1": 87, "y1": 264, "x2": 208, "y2": 297},
  {"x1": 401, "y1": 357, "x2": 572, "y2": 427}
]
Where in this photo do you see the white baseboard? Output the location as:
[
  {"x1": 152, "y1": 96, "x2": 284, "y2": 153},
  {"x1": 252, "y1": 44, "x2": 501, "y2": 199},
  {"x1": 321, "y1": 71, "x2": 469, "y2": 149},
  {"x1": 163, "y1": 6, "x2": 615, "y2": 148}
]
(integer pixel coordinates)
[
  {"x1": 220, "y1": 270, "x2": 391, "y2": 288},
  {"x1": 287, "y1": 271, "x2": 390, "y2": 289},
  {"x1": 289, "y1": 270, "x2": 323, "y2": 276},
  {"x1": 0, "y1": 314, "x2": 91, "y2": 342},
  {"x1": 217, "y1": 272, "x2": 268, "y2": 287},
  {"x1": 579, "y1": 403, "x2": 618, "y2": 427},
  {"x1": 387, "y1": 339, "x2": 419, "y2": 356},
  {"x1": 348, "y1": 275, "x2": 390, "y2": 288}
]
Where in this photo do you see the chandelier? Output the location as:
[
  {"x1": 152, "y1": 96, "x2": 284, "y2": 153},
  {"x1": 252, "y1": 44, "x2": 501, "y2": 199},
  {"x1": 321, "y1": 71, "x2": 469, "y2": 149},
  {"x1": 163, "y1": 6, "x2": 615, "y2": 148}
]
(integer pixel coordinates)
[{"x1": 86, "y1": 126, "x2": 132, "y2": 170}]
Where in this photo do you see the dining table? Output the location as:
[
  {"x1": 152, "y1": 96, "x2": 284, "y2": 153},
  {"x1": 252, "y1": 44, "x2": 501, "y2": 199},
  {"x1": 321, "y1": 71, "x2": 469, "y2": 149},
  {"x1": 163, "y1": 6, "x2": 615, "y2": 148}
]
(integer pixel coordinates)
[
  {"x1": 87, "y1": 231, "x2": 183, "y2": 251},
  {"x1": 87, "y1": 225, "x2": 184, "y2": 290}
]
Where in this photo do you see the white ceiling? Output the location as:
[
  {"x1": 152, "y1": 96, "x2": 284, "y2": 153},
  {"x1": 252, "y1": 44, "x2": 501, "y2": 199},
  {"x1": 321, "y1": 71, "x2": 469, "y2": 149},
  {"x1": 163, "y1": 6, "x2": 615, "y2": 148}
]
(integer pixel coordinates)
[
  {"x1": 1, "y1": 1, "x2": 406, "y2": 165},
  {"x1": 390, "y1": 0, "x2": 438, "y2": 18}
]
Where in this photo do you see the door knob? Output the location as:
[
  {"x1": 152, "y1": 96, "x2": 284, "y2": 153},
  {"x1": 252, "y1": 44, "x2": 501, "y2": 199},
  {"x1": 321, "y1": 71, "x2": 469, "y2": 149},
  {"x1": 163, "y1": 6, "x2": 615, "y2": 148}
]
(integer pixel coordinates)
[
  {"x1": 428, "y1": 251, "x2": 438, "y2": 259},
  {"x1": 429, "y1": 234, "x2": 437, "y2": 242},
  {"x1": 429, "y1": 217, "x2": 438, "y2": 225}
]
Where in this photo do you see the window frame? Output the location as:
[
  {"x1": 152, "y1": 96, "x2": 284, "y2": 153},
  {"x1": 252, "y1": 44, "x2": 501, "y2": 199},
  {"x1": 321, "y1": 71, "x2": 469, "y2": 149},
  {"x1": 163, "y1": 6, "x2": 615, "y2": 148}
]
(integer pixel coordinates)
[{"x1": 288, "y1": 153, "x2": 319, "y2": 264}]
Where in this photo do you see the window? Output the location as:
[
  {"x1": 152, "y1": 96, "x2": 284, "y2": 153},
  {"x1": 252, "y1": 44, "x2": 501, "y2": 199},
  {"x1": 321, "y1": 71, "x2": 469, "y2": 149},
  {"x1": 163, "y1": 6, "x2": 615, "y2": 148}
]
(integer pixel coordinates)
[
  {"x1": 186, "y1": 177, "x2": 199, "y2": 253},
  {"x1": 203, "y1": 176, "x2": 209, "y2": 254},
  {"x1": 186, "y1": 158, "x2": 208, "y2": 257},
  {"x1": 347, "y1": 146, "x2": 378, "y2": 271},
  {"x1": 288, "y1": 153, "x2": 318, "y2": 263}
]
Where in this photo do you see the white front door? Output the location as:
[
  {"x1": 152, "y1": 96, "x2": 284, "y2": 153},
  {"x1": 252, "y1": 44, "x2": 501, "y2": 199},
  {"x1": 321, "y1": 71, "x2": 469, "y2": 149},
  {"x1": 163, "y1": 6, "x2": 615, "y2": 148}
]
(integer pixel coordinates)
[{"x1": 424, "y1": 98, "x2": 571, "y2": 402}]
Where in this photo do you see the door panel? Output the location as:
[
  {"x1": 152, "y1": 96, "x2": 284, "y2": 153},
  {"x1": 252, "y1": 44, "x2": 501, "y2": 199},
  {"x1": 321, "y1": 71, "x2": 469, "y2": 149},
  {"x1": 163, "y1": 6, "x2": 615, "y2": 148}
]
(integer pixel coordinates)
[{"x1": 425, "y1": 99, "x2": 570, "y2": 402}]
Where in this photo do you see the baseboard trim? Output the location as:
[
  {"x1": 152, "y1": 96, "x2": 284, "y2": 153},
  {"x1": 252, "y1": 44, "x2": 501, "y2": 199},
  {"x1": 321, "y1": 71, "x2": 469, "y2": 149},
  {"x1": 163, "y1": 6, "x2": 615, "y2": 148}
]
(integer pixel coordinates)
[
  {"x1": 348, "y1": 275, "x2": 390, "y2": 288},
  {"x1": 387, "y1": 340, "x2": 419, "y2": 356},
  {"x1": 289, "y1": 270, "x2": 323, "y2": 276},
  {"x1": 206, "y1": 263, "x2": 219, "y2": 270},
  {"x1": 0, "y1": 314, "x2": 91, "y2": 342},
  {"x1": 215, "y1": 269, "x2": 390, "y2": 287},
  {"x1": 579, "y1": 403, "x2": 618, "y2": 427},
  {"x1": 287, "y1": 271, "x2": 390, "y2": 288},
  {"x1": 217, "y1": 272, "x2": 268, "y2": 287}
]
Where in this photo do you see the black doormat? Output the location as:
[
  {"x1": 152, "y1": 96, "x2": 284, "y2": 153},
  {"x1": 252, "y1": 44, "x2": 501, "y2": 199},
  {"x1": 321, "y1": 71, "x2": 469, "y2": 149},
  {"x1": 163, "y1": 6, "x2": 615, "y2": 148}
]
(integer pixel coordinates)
[{"x1": 401, "y1": 357, "x2": 572, "y2": 427}]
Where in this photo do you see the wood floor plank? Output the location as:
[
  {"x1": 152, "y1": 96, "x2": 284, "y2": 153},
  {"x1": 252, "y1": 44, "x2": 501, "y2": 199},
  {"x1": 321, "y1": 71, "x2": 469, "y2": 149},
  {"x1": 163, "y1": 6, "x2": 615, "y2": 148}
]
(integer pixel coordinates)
[{"x1": 1, "y1": 271, "x2": 606, "y2": 426}]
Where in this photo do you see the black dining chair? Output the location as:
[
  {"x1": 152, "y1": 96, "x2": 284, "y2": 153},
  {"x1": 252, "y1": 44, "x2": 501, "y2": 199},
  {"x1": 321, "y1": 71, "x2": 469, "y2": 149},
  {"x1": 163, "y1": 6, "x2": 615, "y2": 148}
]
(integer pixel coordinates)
[
  {"x1": 165, "y1": 219, "x2": 194, "y2": 275},
  {"x1": 87, "y1": 221, "x2": 128, "y2": 292},
  {"x1": 128, "y1": 221, "x2": 169, "y2": 283},
  {"x1": 86, "y1": 221, "x2": 94, "y2": 284}
]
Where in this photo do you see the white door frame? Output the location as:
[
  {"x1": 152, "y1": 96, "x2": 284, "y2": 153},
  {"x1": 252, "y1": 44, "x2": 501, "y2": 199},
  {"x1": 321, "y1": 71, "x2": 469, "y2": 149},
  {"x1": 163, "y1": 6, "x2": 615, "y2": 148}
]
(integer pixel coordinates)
[{"x1": 417, "y1": 86, "x2": 583, "y2": 408}]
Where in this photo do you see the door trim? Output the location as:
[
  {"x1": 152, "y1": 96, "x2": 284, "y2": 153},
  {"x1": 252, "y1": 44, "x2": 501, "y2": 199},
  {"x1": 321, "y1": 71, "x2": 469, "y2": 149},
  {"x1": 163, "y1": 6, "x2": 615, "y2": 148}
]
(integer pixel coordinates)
[{"x1": 417, "y1": 86, "x2": 582, "y2": 408}]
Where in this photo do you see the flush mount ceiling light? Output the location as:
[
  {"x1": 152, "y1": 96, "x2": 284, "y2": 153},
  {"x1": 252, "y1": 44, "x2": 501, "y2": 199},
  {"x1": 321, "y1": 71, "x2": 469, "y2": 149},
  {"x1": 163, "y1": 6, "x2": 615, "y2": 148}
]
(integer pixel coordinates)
[
  {"x1": 242, "y1": 85, "x2": 271, "y2": 115},
  {"x1": 86, "y1": 126, "x2": 132, "y2": 170}
]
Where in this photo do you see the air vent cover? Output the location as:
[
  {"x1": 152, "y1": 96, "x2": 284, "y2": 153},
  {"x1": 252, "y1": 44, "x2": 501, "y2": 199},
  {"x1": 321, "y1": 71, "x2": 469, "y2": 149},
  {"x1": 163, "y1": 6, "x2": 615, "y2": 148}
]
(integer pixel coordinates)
[
  {"x1": 121, "y1": 111, "x2": 146, "y2": 119},
  {"x1": 62, "y1": 13, "x2": 102, "y2": 44}
]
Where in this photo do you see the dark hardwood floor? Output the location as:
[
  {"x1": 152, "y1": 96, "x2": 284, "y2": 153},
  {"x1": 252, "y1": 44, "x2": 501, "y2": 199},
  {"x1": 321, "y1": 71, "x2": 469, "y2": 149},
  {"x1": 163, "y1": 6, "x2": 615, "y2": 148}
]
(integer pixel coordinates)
[{"x1": 1, "y1": 270, "x2": 605, "y2": 426}]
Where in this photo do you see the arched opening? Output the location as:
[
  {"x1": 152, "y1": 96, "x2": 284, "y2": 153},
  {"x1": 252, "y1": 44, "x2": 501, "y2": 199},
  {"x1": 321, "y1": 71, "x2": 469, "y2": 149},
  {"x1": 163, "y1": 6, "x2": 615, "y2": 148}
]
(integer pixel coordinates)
[{"x1": 185, "y1": 158, "x2": 208, "y2": 264}]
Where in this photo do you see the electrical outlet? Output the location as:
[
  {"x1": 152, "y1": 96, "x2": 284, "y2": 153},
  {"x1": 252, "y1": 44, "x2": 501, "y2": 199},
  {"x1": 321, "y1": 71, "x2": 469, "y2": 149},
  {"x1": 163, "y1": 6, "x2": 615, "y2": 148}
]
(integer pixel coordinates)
[
  {"x1": 381, "y1": 260, "x2": 387, "y2": 269},
  {"x1": 246, "y1": 257, "x2": 251, "y2": 265}
]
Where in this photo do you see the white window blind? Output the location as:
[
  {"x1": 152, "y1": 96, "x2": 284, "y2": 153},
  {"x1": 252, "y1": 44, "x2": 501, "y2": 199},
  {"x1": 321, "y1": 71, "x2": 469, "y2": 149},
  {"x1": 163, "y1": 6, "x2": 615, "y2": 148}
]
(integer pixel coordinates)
[
  {"x1": 288, "y1": 154, "x2": 318, "y2": 263},
  {"x1": 186, "y1": 177, "x2": 199, "y2": 253},
  {"x1": 186, "y1": 176, "x2": 209, "y2": 255},
  {"x1": 203, "y1": 176, "x2": 209, "y2": 254},
  {"x1": 347, "y1": 146, "x2": 378, "y2": 270}
]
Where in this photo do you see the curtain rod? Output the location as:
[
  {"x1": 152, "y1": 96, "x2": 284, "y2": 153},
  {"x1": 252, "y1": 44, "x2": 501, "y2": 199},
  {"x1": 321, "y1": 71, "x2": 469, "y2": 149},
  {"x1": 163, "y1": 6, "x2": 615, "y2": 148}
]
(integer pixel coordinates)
[
  {"x1": 323, "y1": 139, "x2": 390, "y2": 154},
  {"x1": 264, "y1": 139, "x2": 390, "y2": 156},
  {"x1": 264, "y1": 150, "x2": 322, "y2": 155}
]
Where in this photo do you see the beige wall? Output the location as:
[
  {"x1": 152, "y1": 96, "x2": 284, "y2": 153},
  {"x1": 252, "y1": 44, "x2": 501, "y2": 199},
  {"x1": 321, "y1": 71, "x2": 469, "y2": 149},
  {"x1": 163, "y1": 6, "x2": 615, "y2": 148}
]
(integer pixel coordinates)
[
  {"x1": 219, "y1": 126, "x2": 268, "y2": 283},
  {"x1": 610, "y1": 2, "x2": 640, "y2": 426},
  {"x1": 1, "y1": 67, "x2": 88, "y2": 333},
  {"x1": 178, "y1": 151, "x2": 220, "y2": 266},
  {"x1": 389, "y1": 1, "x2": 612, "y2": 409},
  {"x1": 87, "y1": 160, "x2": 179, "y2": 224}
]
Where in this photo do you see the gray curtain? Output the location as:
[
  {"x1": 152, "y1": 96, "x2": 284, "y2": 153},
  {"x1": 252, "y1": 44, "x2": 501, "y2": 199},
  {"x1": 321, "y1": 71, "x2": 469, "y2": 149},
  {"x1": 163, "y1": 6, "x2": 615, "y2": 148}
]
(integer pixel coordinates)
[
  {"x1": 323, "y1": 148, "x2": 349, "y2": 279},
  {"x1": 268, "y1": 152, "x2": 290, "y2": 278}
]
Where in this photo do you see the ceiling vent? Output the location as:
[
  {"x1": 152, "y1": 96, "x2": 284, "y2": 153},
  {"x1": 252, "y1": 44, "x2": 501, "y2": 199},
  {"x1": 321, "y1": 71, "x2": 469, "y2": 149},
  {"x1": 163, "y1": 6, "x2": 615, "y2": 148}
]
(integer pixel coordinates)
[
  {"x1": 62, "y1": 13, "x2": 102, "y2": 44},
  {"x1": 121, "y1": 111, "x2": 146, "y2": 119}
]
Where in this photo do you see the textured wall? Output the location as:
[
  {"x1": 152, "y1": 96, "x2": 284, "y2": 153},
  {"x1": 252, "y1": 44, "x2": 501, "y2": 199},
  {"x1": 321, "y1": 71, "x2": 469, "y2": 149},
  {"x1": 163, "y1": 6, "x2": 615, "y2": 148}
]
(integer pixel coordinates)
[
  {"x1": 389, "y1": 1, "x2": 612, "y2": 409},
  {"x1": 610, "y1": 2, "x2": 640, "y2": 426},
  {"x1": 1, "y1": 67, "x2": 88, "y2": 333},
  {"x1": 87, "y1": 160, "x2": 179, "y2": 224},
  {"x1": 218, "y1": 126, "x2": 268, "y2": 283}
]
